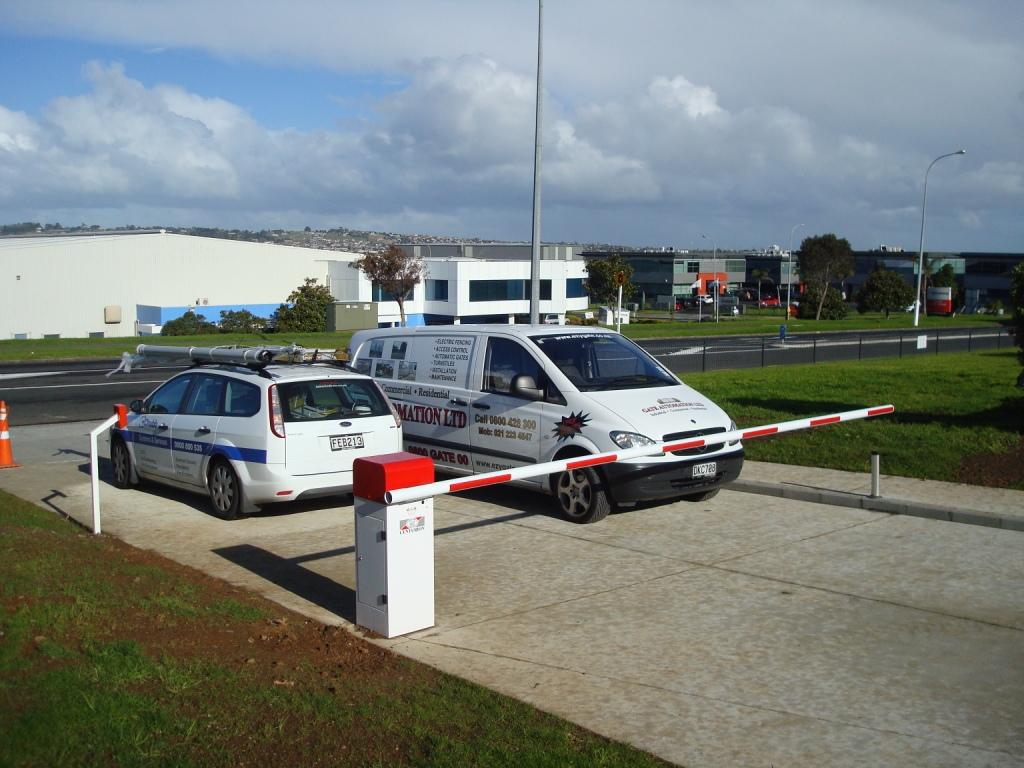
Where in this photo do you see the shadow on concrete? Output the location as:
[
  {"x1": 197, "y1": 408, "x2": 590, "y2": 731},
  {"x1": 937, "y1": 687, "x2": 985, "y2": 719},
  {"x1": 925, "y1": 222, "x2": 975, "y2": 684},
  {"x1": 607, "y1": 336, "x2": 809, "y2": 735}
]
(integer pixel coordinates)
[{"x1": 213, "y1": 544, "x2": 358, "y2": 623}]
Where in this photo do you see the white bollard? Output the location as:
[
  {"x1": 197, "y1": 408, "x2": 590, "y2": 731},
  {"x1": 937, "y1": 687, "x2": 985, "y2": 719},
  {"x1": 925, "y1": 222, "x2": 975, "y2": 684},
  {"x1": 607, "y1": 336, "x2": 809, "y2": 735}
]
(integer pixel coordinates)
[{"x1": 870, "y1": 452, "x2": 881, "y2": 498}]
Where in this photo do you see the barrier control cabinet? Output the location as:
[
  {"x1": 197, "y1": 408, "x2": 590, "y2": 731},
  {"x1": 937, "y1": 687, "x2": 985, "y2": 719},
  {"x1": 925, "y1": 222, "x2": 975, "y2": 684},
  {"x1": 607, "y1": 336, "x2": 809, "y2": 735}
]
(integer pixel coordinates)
[{"x1": 353, "y1": 453, "x2": 435, "y2": 638}]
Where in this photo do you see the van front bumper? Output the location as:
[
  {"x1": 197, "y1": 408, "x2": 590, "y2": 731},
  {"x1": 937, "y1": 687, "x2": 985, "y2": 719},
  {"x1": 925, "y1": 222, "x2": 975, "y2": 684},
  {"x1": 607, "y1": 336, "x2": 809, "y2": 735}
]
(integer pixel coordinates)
[{"x1": 602, "y1": 449, "x2": 744, "y2": 504}]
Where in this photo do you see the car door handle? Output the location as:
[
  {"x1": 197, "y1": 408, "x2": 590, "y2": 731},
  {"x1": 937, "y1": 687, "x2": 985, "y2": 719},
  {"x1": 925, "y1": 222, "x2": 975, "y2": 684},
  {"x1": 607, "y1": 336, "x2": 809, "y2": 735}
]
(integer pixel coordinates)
[
  {"x1": 472, "y1": 403, "x2": 490, "y2": 411},
  {"x1": 196, "y1": 426, "x2": 211, "y2": 434},
  {"x1": 449, "y1": 398, "x2": 468, "y2": 406},
  {"x1": 157, "y1": 423, "x2": 169, "y2": 431}
]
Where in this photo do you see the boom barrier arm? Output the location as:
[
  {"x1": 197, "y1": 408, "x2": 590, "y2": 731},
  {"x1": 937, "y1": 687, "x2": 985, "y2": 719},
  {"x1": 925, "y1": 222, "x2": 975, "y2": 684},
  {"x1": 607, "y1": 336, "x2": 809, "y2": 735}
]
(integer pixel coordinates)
[{"x1": 384, "y1": 405, "x2": 895, "y2": 505}]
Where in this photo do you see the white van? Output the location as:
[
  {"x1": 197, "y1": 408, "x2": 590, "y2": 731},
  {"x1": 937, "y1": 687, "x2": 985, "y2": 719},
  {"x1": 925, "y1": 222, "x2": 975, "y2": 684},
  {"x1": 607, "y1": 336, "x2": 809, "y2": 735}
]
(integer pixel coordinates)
[{"x1": 348, "y1": 326, "x2": 743, "y2": 523}]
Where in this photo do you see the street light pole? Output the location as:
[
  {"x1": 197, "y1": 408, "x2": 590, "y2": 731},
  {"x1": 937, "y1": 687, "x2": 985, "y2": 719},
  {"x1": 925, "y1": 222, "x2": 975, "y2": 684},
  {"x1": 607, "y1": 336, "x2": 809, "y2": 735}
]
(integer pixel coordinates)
[
  {"x1": 701, "y1": 233, "x2": 717, "y2": 322},
  {"x1": 787, "y1": 223, "x2": 804, "y2": 320},
  {"x1": 913, "y1": 149, "x2": 965, "y2": 327},
  {"x1": 529, "y1": 0, "x2": 544, "y2": 325}
]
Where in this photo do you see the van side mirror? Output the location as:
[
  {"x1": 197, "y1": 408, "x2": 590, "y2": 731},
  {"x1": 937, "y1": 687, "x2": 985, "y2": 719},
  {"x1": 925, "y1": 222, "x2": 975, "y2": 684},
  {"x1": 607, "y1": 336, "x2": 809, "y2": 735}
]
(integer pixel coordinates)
[
  {"x1": 511, "y1": 375, "x2": 544, "y2": 401},
  {"x1": 129, "y1": 399, "x2": 144, "y2": 414}
]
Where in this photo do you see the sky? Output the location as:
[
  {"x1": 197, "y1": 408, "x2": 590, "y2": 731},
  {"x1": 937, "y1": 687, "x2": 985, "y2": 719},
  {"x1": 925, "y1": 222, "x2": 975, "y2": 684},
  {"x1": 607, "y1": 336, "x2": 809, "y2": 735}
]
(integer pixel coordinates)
[{"x1": 0, "y1": 0, "x2": 1021, "y2": 252}]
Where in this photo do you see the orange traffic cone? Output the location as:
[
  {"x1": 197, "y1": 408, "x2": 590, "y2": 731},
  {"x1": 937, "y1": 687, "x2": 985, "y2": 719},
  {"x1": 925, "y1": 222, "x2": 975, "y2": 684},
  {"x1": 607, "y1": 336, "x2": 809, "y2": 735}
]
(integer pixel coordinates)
[{"x1": 0, "y1": 400, "x2": 20, "y2": 469}]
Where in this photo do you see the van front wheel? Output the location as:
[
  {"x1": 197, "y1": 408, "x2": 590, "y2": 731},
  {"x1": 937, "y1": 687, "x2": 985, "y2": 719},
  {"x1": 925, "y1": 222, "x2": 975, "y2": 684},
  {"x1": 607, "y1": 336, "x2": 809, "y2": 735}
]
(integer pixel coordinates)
[{"x1": 553, "y1": 467, "x2": 611, "y2": 524}]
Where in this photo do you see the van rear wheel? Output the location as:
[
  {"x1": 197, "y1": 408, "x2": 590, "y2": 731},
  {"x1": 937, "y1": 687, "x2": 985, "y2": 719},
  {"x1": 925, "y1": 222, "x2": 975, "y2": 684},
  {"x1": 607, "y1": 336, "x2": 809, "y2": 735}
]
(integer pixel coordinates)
[{"x1": 553, "y1": 467, "x2": 611, "y2": 524}]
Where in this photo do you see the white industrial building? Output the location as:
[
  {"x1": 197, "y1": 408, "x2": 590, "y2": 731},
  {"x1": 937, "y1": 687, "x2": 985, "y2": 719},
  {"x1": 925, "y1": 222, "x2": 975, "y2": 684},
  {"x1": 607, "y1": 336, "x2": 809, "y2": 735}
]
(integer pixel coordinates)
[
  {"x1": 2, "y1": 232, "x2": 590, "y2": 339},
  {"x1": 1, "y1": 231, "x2": 339, "y2": 339}
]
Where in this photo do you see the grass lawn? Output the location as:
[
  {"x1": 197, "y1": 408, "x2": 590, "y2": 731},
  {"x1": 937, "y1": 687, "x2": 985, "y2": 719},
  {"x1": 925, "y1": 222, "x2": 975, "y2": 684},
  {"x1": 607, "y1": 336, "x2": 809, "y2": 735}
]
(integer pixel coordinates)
[
  {"x1": 0, "y1": 491, "x2": 671, "y2": 768},
  {"x1": 0, "y1": 313, "x2": 1008, "y2": 361},
  {"x1": 687, "y1": 350, "x2": 1024, "y2": 489}
]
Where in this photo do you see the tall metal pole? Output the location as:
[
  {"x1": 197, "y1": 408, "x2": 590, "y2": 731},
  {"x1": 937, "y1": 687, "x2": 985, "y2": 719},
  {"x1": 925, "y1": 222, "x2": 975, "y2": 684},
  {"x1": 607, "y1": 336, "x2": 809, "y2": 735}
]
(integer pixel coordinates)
[
  {"x1": 701, "y1": 233, "x2": 717, "y2": 322},
  {"x1": 787, "y1": 223, "x2": 804, "y2": 320},
  {"x1": 913, "y1": 149, "x2": 965, "y2": 327},
  {"x1": 529, "y1": 0, "x2": 544, "y2": 324}
]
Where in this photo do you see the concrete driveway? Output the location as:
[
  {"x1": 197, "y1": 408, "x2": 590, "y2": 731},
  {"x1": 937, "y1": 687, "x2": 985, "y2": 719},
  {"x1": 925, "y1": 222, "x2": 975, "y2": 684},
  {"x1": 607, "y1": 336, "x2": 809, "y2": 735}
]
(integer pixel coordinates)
[{"x1": 1, "y1": 421, "x2": 1022, "y2": 767}]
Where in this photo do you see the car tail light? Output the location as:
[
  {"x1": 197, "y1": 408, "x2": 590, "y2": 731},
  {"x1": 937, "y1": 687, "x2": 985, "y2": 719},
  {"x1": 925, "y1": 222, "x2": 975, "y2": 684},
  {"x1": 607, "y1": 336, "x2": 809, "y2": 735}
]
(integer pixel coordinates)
[{"x1": 269, "y1": 385, "x2": 285, "y2": 438}]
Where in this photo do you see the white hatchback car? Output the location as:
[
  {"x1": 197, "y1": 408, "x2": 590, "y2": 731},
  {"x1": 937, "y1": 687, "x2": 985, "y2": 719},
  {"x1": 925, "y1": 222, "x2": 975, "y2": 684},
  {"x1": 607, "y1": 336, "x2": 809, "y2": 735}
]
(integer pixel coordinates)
[{"x1": 109, "y1": 347, "x2": 402, "y2": 518}]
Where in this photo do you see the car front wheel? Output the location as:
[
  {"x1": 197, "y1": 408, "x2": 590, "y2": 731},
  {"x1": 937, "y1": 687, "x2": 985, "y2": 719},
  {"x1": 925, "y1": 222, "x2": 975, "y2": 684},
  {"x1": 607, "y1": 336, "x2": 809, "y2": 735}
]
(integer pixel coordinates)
[
  {"x1": 552, "y1": 466, "x2": 611, "y2": 524},
  {"x1": 110, "y1": 437, "x2": 132, "y2": 489},
  {"x1": 208, "y1": 459, "x2": 242, "y2": 520}
]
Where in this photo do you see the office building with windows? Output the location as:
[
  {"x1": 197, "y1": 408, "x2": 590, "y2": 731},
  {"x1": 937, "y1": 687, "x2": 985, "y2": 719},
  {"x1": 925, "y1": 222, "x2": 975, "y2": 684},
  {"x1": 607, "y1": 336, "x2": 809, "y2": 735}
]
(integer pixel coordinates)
[{"x1": 326, "y1": 243, "x2": 589, "y2": 326}]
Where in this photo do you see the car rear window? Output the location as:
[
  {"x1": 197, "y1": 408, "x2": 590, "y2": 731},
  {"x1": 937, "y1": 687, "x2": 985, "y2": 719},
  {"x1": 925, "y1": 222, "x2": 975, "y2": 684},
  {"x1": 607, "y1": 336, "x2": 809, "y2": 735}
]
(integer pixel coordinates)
[{"x1": 278, "y1": 379, "x2": 391, "y2": 422}]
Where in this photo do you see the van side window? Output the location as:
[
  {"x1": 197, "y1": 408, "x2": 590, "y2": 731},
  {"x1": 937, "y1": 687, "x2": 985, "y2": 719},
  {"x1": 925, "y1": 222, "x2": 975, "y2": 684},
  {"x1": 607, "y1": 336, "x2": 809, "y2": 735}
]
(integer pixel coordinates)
[{"x1": 484, "y1": 338, "x2": 543, "y2": 396}]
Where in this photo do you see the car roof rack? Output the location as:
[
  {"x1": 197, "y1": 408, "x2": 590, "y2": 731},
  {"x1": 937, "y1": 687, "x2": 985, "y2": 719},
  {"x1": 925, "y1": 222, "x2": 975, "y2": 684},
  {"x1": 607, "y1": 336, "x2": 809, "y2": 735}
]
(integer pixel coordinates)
[{"x1": 107, "y1": 344, "x2": 351, "y2": 376}]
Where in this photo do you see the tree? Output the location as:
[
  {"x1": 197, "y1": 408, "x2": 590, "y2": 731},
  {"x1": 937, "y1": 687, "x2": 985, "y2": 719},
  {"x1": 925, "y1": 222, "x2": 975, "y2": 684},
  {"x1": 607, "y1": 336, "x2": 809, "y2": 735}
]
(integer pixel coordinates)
[
  {"x1": 797, "y1": 285, "x2": 848, "y2": 320},
  {"x1": 1010, "y1": 261, "x2": 1024, "y2": 387},
  {"x1": 584, "y1": 254, "x2": 635, "y2": 306},
  {"x1": 352, "y1": 245, "x2": 424, "y2": 327},
  {"x1": 797, "y1": 234, "x2": 854, "y2": 320},
  {"x1": 161, "y1": 310, "x2": 217, "y2": 336},
  {"x1": 750, "y1": 268, "x2": 773, "y2": 304},
  {"x1": 856, "y1": 267, "x2": 915, "y2": 319},
  {"x1": 272, "y1": 278, "x2": 335, "y2": 333},
  {"x1": 931, "y1": 264, "x2": 959, "y2": 305},
  {"x1": 219, "y1": 309, "x2": 263, "y2": 334}
]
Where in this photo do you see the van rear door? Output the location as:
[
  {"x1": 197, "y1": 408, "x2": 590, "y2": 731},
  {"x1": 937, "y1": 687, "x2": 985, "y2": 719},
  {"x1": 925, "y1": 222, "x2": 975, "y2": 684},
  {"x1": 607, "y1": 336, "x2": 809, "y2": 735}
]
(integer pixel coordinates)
[{"x1": 276, "y1": 378, "x2": 397, "y2": 475}]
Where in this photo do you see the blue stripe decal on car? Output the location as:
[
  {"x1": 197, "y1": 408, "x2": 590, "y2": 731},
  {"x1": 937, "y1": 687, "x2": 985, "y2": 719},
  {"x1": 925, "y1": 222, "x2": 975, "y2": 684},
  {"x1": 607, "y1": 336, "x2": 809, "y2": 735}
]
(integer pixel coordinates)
[
  {"x1": 116, "y1": 429, "x2": 267, "y2": 464},
  {"x1": 213, "y1": 445, "x2": 268, "y2": 464}
]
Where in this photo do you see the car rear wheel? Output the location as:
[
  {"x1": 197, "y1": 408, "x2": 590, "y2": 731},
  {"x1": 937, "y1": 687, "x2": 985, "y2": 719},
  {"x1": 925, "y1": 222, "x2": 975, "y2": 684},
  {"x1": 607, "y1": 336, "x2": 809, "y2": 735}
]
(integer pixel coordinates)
[
  {"x1": 553, "y1": 466, "x2": 611, "y2": 524},
  {"x1": 208, "y1": 459, "x2": 241, "y2": 520},
  {"x1": 110, "y1": 437, "x2": 132, "y2": 489}
]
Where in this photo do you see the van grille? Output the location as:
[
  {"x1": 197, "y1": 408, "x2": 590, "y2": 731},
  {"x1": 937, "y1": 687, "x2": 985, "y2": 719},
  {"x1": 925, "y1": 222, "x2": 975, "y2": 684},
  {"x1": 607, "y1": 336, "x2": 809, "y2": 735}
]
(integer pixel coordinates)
[{"x1": 662, "y1": 427, "x2": 726, "y2": 456}]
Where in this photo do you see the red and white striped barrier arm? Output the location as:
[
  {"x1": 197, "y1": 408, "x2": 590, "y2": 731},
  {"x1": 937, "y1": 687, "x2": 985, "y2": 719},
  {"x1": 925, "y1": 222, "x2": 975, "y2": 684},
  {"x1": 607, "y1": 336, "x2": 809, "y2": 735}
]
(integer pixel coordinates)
[{"x1": 384, "y1": 404, "x2": 895, "y2": 504}]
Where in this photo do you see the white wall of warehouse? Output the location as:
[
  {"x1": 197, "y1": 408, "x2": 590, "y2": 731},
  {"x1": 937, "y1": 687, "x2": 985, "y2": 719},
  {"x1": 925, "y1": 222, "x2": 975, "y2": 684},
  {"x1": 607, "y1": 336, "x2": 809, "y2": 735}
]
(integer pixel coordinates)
[{"x1": 2, "y1": 232, "x2": 357, "y2": 339}]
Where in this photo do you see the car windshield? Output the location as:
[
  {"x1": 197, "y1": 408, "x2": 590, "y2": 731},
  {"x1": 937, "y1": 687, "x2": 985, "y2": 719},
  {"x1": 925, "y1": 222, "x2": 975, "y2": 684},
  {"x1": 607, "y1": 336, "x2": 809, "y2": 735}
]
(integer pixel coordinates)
[
  {"x1": 278, "y1": 379, "x2": 390, "y2": 422},
  {"x1": 529, "y1": 333, "x2": 677, "y2": 392}
]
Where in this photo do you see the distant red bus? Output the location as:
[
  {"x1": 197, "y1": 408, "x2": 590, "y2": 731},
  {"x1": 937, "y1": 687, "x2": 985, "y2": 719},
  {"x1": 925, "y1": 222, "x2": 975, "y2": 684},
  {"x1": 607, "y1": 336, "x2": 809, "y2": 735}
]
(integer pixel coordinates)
[{"x1": 926, "y1": 286, "x2": 953, "y2": 315}]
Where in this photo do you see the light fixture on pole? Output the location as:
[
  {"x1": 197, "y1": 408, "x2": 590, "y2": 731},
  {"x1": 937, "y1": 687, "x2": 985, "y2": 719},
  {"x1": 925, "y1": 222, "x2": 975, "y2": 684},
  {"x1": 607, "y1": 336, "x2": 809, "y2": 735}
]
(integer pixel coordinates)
[
  {"x1": 913, "y1": 149, "x2": 966, "y2": 327},
  {"x1": 787, "y1": 223, "x2": 805, "y2": 319}
]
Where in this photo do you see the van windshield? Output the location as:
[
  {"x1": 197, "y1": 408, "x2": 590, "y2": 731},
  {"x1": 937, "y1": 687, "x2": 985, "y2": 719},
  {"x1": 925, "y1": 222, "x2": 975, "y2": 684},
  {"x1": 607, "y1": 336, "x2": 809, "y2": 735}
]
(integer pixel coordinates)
[{"x1": 529, "y1": 333, "x2": 677, "y2": 392}]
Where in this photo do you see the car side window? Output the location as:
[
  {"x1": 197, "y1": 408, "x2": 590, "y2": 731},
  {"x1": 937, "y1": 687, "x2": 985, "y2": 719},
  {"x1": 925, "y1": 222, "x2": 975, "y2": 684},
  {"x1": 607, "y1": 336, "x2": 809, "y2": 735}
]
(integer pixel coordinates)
[
  {"x1": 182, "y1": 374, "x2": 226, "y2": 416},
  {"x1": 224, "y1": 379, "x2": 261, "y2": 417},
  {"x1": 145, "y1": 374, "x2": 193, "y2": 415},
  {"x1": 483, "y1": 338, "x2": 544, "y2": 397}
]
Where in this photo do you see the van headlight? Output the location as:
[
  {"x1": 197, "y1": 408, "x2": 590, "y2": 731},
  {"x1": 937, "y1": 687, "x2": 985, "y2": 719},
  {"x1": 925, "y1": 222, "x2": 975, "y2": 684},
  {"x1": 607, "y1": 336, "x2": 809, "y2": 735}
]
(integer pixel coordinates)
[
  {"x1": 610, "y1": 431, "x2": 656, "y2": 449},
  {"x1": 727, "y1": 420, "x2": 740, "y2": 446}
]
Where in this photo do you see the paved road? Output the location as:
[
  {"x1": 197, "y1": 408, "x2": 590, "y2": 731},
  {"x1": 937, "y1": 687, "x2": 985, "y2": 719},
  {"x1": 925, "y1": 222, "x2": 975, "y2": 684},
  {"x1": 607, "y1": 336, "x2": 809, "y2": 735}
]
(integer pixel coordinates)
[
  {"x1": 1, "y1": 421, "x2": 1021, "y2": 768},
  {"x1": 0, "y1": 359, "x2": 183, "y2": 425},
  {"x1": 0, "y1": 326, "x2": 1010, "y2": 424}
]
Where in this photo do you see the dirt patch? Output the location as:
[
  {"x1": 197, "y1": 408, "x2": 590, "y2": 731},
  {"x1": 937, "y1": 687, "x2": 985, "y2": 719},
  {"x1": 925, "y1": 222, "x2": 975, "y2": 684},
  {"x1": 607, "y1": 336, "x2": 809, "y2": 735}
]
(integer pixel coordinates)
[{"x1": 954, "y1": 436, "x2": 1024, "y2": 489}]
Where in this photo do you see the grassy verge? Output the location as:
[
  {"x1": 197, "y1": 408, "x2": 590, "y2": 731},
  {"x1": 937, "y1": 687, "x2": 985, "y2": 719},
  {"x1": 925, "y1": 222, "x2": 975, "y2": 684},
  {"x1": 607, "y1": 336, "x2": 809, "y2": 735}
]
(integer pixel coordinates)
[
  {"x1": 0, "y1": 313, "x2": 1008, "y2": 361},
  {"x1": 687, "y1": 350, "x2": 1024, "y2": 488},
  {"x1": 0, "y1": 490, "x2": 670, "y2": 767}
]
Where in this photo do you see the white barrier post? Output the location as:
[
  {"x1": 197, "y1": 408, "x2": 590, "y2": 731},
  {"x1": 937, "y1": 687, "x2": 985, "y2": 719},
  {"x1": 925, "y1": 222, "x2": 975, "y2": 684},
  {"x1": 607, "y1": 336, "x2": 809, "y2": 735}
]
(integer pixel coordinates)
[
  {"x1": 89, "y1": 404, "x2": 128, "y2": 535},
  {"x1": 352, "y1": 452, "x2": 436, "y2": 638}
]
